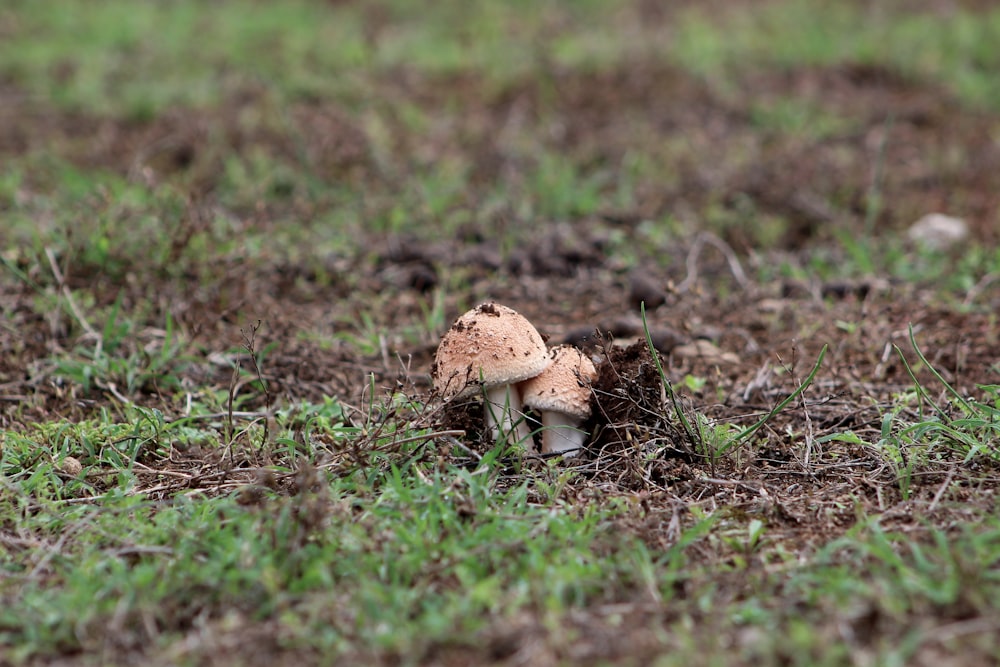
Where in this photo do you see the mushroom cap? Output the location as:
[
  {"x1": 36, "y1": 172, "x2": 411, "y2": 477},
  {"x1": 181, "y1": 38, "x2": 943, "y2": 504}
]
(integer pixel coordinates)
[
  {"x1": 432, "y1": 303, "x2": 550, "y2": 400},
  {"x1": 520, "y1": 344, "x2": 597, "y2": 419}
]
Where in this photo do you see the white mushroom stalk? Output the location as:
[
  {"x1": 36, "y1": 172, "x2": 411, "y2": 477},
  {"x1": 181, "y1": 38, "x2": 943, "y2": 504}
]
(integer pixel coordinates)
[
  {"x1": 431, "y1": 303, "x2": 550, "y2": 450},
  {"x1": 520, "y1": 345, "x2": 598, "y2": 458},
  {"x1": 482, "y1": 384, "x2": 533, "y2": 446},
  {"x1": 537, "y1": 409, "x2": 588, "y2": 455}
]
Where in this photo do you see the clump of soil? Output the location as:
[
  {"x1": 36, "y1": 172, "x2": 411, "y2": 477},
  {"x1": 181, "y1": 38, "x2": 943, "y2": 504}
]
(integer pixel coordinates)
[
  {"x1": 589, "y1": 341, "x2": 670, "y2": 450},
  {"x1": 439, "y1": 396, "x2": 491, "y2": 449},
  {"x1": 591, "y1": 340, "x2": 688, "y2": 452},
  {"x1": 586, "y1": 341, "x2": 699, "y2": 489}
]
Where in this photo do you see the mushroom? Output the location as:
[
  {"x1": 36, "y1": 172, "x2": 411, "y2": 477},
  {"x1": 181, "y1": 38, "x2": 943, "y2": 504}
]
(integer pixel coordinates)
[
  {"x1": 432, "y1": 303, "x2": 550, "y2": 447},
  {"x1": 519, "y1": 344, "x2": 597, "y2": 457}
]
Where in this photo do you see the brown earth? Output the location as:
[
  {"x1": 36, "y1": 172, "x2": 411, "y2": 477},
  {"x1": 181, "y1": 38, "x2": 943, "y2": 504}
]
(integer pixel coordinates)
[
  {"x1": 3, "y1": 59, "x2": 998, "y2": 430},
  {"x1": 1, "y1": 31, "x2": 1000, "y2": 666}
]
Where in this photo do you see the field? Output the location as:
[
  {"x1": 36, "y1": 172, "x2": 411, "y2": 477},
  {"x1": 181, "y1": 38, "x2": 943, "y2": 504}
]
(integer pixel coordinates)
[{"x1": 2, "y1": 1, "x2": 1000, "y2": 665}]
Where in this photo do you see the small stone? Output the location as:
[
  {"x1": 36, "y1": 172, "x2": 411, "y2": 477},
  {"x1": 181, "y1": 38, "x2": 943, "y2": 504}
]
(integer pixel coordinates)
[
  {"x1": 58, "y1": 456, "x2": 83, "y2": 476},
  {"x1": 908, "y1": 213, "x2": 969, "y2": 250},
  {"x1": 758, "y1": 298, "x2": 789, "y2": 313},
  {"x1": 673, "y1": 339, "x2": 741, "y2": 366},
  {"x1": 628, "y1": 271, "x2": 667, "y2": 310}
]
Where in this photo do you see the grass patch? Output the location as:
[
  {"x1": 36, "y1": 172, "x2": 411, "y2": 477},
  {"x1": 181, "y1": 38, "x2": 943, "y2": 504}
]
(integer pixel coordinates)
[
  {"x1": 0, "y1": 0, "x2": 628, "y2": 117},
  {"x1": 7, "y1": 398, "x2": 998, "y2": 664},
  {"x1": 673, "y1": 1, "x2": 1000, "y2": 110},
  {"x1": 0, "y1": 411, "x2": 674, "y2": 661},
  {"x1": 0, "y1": 1, "x2": 369, "y2": 116}
]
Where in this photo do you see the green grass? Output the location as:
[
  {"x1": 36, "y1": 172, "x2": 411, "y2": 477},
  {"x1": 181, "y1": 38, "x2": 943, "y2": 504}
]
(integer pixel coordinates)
[
  {"x1": 673, "y1": 1, "x2": 1000, "y2": 110},
  {"x1": 747, "y1": 97, "x2": 860, "y2": 140},
  {"x1": 4, "y1": 409, "x2": 999, "y2": 663},
  {"x1": 0, "y1": 0, "x2": 368, "y2": 116},
  {"x1": 0, "y1": 417, "x2": 666, "y2": 661},
  {"x1": 0, "y1": 0, "x2": 622, "y2": 117},
  {"x1": 6, "y1": 1, "x2": 999, "y2": 115}
]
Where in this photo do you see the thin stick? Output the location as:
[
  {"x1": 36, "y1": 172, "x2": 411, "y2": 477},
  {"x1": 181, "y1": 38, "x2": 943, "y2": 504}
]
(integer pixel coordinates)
[
  {"x1": 676, "y1": 231, "x2": 749, "y2": 294},
  {"x1": 389, "y1": 429, "x2": 466, "y2": 448},
  {"x1": 699, "y1": 477, "x2": 763, "y2": 492},
  {"x1": 242, "y1": 320, "x2": 272, "y2": 459},
  {"x1": 927, "y1": 466, "x2": 957, "y2": 513},
  {"x1": 166, "y1": 411, "x2": 268, "y2": 423},
  {"x1": 44, "y1": 246, "x2": 98, "y2": 338},
  {"x1": 225, "y1": 357, "x2": 240, "y2": 464}
]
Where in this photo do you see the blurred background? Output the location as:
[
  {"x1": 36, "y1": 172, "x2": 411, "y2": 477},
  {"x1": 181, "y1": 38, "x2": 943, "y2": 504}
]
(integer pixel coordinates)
[{"x1": 1, "y1": 0, "x2": 998, "y2": 404}]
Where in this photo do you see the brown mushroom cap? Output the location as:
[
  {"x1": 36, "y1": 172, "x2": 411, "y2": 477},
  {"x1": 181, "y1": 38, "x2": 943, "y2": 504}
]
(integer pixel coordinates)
[
  {"x1": 520, "y1": 344, "x2": 597, "y2": 419},
  {"x1": 432, "y1": 303, "x2": 550, "y2": 400}
]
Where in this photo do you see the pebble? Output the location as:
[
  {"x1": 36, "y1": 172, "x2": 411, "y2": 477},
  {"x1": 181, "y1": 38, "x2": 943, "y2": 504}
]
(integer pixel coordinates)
[
  {"x1": 907, "y1": 213, "x2": 969, "y2": 250},
  {"x1": 58, "y1": 456, "x2": 83, "y2": 476}
]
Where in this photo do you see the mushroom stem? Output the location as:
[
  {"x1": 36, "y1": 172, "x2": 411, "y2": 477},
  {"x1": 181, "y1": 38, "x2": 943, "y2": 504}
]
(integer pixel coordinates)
[
  {"x1": 539, "y1": 411, "x2": 588, "y2": 457},
  {"x1": 484, "y1": 385, "x2": 535, "y2": 450}
]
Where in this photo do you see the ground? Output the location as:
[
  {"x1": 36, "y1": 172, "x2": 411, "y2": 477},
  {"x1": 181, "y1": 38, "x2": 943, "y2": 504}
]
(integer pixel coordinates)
[{"x1": 1, "y1": 1, "x2": 999, "y2": 665}]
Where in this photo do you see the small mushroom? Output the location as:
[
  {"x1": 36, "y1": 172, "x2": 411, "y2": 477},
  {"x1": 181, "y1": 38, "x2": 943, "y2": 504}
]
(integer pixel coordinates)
[
  {"x1": 520, "y1": 345, "x2": 597, "y2": 457},
  {"x1": 432, "y1": 303, "x2": 550, "y2": 447}
]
